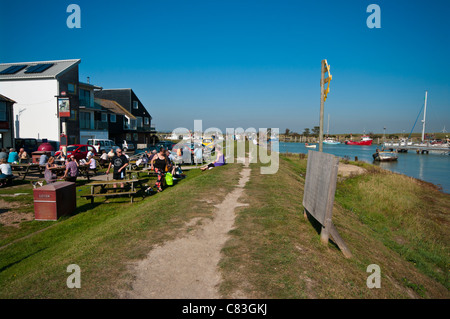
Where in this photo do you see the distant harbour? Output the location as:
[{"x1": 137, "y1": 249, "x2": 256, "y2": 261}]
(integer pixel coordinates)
[{"x1": 278, "y1": 142, "x2": 450, "y2": 194}]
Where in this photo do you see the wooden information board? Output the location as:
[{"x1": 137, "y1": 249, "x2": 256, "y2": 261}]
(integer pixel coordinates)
[{"x1": 302, "y1": 150, "x2": 352, "y2": 258}]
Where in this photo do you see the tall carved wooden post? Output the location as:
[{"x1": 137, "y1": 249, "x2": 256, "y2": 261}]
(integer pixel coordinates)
[{"x1": 319, "y1": 60, "x2": 332, "y2": 152}]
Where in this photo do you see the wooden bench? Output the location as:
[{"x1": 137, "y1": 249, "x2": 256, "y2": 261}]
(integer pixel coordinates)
[
  {"x1": 0, "y1": 175, "x2": 18, "y2": 187},
  {"x1": 126, "y1": 169, "x2": 157, "y2": 179},
  {"x1": 81, "y1": 191, "x2": 140, "y2": 204},
  {"x1": 83, "y1": 179, "x2": 145, "y2": 204}
]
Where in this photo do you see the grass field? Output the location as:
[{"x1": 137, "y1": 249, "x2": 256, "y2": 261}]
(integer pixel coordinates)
[
  {"x1": 0, "y1": 149, "x2": 448, "y2": 298},
  {"x1": 219, "y1": 154, "x2": 449, "y2": 298},
  {"x1": 0, "y1": 164, "x2": 241, "y2": 298}
]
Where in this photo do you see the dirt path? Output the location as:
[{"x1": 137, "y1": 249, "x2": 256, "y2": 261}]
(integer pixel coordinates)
[{"x1": 122, "y1": 161, "x2": 251, "y2": 299}]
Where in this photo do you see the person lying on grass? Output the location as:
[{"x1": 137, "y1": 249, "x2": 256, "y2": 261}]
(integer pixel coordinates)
[
  {"x1": 106, "y1": 148, "x2": 129, "y2": 188},
  {"x1": 200, "y1": 145, "x2": 225, "y2": 171}
]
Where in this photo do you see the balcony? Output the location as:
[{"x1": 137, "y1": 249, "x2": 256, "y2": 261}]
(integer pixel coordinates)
[
  {"x1": 79, "y1": 98, "x2": 93, "y2": 108},
  {"x1": 95, "y1": 121, "x2": 108, "y2": 130},
  {"x1": 80, "y1": 121, "x2": 108, "y2": 131}
]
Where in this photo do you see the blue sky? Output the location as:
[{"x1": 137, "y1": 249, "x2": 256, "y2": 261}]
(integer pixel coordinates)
[{"x1": 1, "y1": 0, "x2": 449, "y2": 134}]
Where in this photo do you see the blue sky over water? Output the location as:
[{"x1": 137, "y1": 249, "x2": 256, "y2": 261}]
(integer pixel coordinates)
[{"x1": 1, "y1": 0, "x2": 449, "y2": 134}]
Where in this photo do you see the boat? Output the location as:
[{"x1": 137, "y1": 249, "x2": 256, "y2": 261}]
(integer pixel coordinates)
[
  {"x1": 345, "y1": 135, "x2": 373, "y2": 146},
  {"x1": 323, "y1": 137, "x2": 340, "y2": 145},
  {"x1": 323, "y1": 114, "x2": 341, "y2": 144},
  {"x1": 305, "y1": 143, "x2": 317, "y2": 149},
  {"x1": 373, "y1": 150, "x2": 398, "y2": 162}
]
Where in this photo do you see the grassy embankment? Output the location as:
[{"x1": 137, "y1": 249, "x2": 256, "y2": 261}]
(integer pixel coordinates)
[
  {"x1": 0, "y1": 164, "x2": 241, "y2": 298},
  {"x1": 0, "y1": 146, "x2": 448, "y2": 298},
  {"x1": 219, "y1": 153, "x2": 449, "y2": 298}
]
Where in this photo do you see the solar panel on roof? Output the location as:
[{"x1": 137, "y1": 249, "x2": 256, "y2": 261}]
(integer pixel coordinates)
[
  {"x1": 0, "y1": 65, "x2": 27, "y2": 75},
  {"x1": 24, "y1": 63, "x2": 54, "y2": 74}
]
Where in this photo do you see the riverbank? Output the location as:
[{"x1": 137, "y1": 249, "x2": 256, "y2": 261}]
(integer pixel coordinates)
[
  {"x1": 0, "y1": 151, "x2": 448, "y2": 298},
  {"x1": 220, "y1": 153, "x2": 449, "y2": 298},
  {"x1": 278, "y1": 142, "x2": 450, "y2": 194}
]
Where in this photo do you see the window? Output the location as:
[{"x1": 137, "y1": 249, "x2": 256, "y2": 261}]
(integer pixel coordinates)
[
  {"x1": 70, "y1": 110, "x2": 77, "y2": 120},
  {"x1": 123, "y1": 116, "x2": 130, "y2": 129},
  {"x1": 80, "y1": 112, "x2": 91, "y2": 129},
  {"x1": 144, "y1": 117, "x2": 149, "y2": 125},
  {"x1": 0, "y1": 102, "x2": 6, "y2": 121},
  {"x1": 101, "y1": 113, "x2": 107, "y2": 122},
  {"x1": 79, "y1": 89, "x2": 91, "y2": 107},
  {"x1": 68, "y1": 83, "x2": 76, "y2": 94},
  {"x1": 133, "y1": 101, "x2": 138, "y2": 109},
  {"x1": 130, "y1": 119, "x2": 137, "y2": 130},
  {"x1": 110, "y1": 114, "x2": 116, "y2": 123},
  {"x1": 137, "y1": 117, "x2": 143, "y2": 127}
]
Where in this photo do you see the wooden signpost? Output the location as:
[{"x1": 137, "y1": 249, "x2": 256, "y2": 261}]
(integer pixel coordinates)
[{"x1": 302, "y1": 150, "x2": 352, "y2": 258}]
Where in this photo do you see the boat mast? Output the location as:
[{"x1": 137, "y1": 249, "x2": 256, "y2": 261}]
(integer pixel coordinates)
[
  {"x1": 327, "y1": 114, "x2": 330, "y2": 137},
  {"x1": 421, "y1": 90, "x2": 428, "y2": 142}
]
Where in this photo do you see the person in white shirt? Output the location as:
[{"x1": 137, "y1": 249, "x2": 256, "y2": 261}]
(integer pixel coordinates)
[
  {"x1": 0, "y1": 158, "x2": 13, "y2": 186},
  {"x1": 85, "y1": 155, "x2": 97, "y2": 171}
]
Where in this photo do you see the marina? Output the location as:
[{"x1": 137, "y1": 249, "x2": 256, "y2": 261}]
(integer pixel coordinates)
[{"x1": 278, "y1": 142, "x2": 450, "y2": 193}]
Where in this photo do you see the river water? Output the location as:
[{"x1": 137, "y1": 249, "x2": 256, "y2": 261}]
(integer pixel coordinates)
[{"x1": 277, "y1": 142, "x2": 450, "y2": 194}]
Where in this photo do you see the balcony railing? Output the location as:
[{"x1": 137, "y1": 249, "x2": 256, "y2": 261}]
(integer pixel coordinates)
[
  {"x1": 80, "y1": 121, "x2": 108, "y2": 131},
  {"x1": 95, "y1": 121, "x2": 108, "y2": 130},
  {"x1": 79, "y1": 98, "x2": 93, "y2": 108}
]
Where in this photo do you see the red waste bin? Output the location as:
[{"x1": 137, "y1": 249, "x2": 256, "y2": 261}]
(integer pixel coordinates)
[{"x1": 33, "y1": 182, "x2": 77, "y2": 221}]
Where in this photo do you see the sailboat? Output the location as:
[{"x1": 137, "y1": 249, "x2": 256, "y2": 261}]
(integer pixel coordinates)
[{"x1": 323, "y1": 114, "x2": 340, "y2": 144}]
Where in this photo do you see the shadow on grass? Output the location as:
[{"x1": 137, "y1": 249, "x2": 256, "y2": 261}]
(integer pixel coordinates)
[
  {"x1": 0, "y1": 247, "x2": 47, "y2": 273},
  {"x1": 303, "y1": 208, "x2": 340, "y2": 251}
]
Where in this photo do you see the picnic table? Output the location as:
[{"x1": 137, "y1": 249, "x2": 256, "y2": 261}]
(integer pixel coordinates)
[
  {"x1": 81, "y1": 179, "x2": 145, "y2": 204},
  {"x1": 0, "y1": 174, "x2": 18, "y2": 186},
  {"x1": 78, "y1": 165, "x2": 98, "y2": 181},
  {"x1": 11, "y1": 163, "x2": 45, "y2": 180},
  {"x1": 48, "y1": 164, "x2": 97, "y2": 181},
  {"x1": 125, "y1": 167, "x2": 158, "y2": 179}
]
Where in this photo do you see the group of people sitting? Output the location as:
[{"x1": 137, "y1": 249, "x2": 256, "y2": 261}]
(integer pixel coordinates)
[
  {"x1": 0, "y1": 147, "x2": 30, "y2": 164},
  {"x1": 0, "y1": 148, "x2": 30, "y2": 186},
  {"x1": 44, "y1": 153, "x2": 97, "y2": 184}
]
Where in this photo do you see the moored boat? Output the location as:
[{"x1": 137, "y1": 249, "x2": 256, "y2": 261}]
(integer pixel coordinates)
[
  {"x1": 373, "y1": 151, "x2": 398, "y2": 162},
  {"x1": 323, "y1": 137, "x2": 340, "y2": 145},
  {"x1": 345, "y1": 135, "x2": 373, "y2": 146},
  {"x1": 305, "y1": 143, "x2": 317, "y2": 149}
]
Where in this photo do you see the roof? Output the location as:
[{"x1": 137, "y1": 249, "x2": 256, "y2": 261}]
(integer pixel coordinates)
[
  {"x1": 79, "y1": 82, "x2": 103, "y2": 90},
  {"x1": 0, "y1": 59, "x2": 80, "y2": 81},
  {"x1": 0, "y1": 94, "x2": 16, "y2": 104},
  {"x1": 94, "y1": 98, "x2": 136, "y2": 119}
]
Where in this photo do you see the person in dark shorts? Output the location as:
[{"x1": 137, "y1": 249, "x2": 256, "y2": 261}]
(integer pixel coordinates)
[{"x1": 106, "y1": 148, "x2": 129, "y2": 188}]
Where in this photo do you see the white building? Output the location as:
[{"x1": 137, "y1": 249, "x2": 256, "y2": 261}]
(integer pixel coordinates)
[{"x1": 0, "y1": 59, "x2": 81, "y2": 144}]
